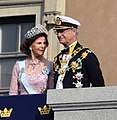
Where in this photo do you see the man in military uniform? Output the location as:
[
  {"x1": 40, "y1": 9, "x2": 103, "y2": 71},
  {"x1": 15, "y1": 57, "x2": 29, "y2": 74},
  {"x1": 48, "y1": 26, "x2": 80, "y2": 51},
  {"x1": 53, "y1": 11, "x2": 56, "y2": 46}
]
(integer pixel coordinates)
[{"x1": 53, "y1": 15, "x2": 105, "y2": 89}]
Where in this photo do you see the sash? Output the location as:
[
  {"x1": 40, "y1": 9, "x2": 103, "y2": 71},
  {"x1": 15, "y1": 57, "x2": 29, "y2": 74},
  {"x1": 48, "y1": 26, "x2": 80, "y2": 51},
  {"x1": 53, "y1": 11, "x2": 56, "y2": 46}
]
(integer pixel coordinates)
[{"x1": 18, "y1": 60, "x2": 37, "y2": 94}]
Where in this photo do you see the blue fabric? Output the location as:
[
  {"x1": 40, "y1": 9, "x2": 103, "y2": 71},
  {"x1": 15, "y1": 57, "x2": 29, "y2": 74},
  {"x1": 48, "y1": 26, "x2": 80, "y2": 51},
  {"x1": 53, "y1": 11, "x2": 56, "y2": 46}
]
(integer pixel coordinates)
[
  {"x1": 0, "y1": 94, "x2": 54, "y2": 120},
  {"x1": 18, "y1": 60, "x2": 37, "y2": 94}
]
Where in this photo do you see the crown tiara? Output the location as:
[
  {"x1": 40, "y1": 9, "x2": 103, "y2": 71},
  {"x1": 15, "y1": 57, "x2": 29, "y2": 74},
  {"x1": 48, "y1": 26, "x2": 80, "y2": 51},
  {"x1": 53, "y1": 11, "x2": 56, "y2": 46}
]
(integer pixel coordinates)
[{"x1": 25, "y1": 24, "x2": 47, "y2": 39}]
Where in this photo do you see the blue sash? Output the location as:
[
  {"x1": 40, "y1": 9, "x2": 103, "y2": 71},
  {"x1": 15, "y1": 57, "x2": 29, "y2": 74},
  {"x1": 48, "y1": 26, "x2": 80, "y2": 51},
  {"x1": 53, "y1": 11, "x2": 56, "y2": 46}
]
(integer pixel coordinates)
[{"x1": 18, "y1": 60, "x2": 37, "y2": 94}]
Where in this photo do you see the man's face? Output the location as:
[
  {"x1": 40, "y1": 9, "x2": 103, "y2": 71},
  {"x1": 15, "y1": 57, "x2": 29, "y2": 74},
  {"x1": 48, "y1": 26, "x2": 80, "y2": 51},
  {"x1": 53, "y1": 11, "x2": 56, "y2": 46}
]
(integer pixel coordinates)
[{"x1": 54, "y1": 28, "x2": 76, "y2": 47}]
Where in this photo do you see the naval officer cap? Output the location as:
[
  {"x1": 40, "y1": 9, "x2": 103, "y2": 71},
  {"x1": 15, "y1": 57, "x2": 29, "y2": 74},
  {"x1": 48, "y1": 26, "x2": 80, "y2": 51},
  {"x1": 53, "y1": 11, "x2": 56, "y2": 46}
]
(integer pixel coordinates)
[{"x1": 53, "y1": 15, "x2": 81, "y2": 30}]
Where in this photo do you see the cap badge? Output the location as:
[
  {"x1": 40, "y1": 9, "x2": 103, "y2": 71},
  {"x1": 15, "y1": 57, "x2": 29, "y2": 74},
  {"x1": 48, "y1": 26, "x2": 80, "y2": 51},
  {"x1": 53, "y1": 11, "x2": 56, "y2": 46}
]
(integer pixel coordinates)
[{"x1": 55, "y1": 17, "x2": 62, "y2": 25}]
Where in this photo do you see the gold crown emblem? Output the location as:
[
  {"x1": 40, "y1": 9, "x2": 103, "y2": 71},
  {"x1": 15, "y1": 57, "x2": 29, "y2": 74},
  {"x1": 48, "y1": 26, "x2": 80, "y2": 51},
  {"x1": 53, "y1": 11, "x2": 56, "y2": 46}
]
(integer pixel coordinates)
[
  {"x1": 38, "y1": 105, "x2": 51, "y2": 115},
  {"x1": 55, "y1": 17, "x2": 62, "y2": 25},
  {"x1": 0, "y1": 108, "x2": 13, "y2": 118}
]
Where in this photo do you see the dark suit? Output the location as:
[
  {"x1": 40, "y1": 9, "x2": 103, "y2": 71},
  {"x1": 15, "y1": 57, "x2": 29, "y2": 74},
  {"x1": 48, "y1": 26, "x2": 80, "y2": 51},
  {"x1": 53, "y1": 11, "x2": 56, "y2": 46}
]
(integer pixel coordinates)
[{"x1": 53, "y1": 42, "x2": 105, "y2": 88}]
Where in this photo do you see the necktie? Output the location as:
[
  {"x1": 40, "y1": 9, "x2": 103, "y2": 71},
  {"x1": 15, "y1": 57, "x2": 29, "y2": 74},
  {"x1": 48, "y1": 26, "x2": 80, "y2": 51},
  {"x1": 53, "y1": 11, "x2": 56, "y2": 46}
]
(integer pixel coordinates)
[{"x1": 61, "y1": 47, "x2": 70, "y2": 54}]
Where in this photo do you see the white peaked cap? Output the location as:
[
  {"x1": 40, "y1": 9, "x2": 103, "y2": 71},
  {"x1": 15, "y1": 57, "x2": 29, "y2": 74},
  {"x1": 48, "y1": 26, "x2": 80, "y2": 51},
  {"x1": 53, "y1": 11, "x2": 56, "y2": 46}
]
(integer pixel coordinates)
[{"x1": 54, "y1": 15, "x2": 81, "y2": 30}]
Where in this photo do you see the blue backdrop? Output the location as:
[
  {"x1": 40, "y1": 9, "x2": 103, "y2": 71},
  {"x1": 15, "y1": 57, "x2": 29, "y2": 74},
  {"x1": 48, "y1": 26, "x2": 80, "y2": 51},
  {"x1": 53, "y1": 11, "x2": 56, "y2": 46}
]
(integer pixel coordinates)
[{"x1": 0, "y1": 94, "x2": 54, "y2": 120}]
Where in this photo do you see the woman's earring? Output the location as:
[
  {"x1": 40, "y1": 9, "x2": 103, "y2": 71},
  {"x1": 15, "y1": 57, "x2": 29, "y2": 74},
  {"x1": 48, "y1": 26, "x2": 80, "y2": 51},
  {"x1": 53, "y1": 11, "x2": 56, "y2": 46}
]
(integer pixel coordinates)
[
  {"x1": 30, "y1": 47, "x2": 32, "y2": 50},
  {"x1": 30, "y1": 47, "x2": 33, "y2": 56}
]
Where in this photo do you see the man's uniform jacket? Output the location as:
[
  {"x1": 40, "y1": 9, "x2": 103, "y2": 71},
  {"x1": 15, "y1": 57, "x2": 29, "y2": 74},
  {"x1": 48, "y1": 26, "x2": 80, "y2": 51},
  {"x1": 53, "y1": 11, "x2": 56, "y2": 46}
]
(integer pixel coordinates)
[{"x1": 53, "y1": 42, "x2": 105, "y2": 88}]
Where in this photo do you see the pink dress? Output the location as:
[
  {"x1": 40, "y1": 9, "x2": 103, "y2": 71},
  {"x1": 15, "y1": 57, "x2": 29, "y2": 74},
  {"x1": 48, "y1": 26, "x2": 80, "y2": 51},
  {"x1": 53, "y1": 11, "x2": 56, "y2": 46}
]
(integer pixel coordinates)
[{"x1": 9, "y1": 60, "x2": 54, "y2": 95}]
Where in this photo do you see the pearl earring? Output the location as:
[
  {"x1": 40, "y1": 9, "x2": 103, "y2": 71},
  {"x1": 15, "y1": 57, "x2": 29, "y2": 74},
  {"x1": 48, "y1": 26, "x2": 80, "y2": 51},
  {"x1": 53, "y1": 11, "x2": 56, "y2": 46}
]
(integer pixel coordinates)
[{"x1": 30, "y1": 47, "x2": 34, "y2": 56}]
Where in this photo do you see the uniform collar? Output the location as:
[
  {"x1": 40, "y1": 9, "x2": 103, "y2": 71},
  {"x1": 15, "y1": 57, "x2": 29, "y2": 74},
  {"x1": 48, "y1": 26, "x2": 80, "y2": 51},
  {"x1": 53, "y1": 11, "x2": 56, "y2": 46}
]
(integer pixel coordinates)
[{"x1": 62, "y1": 41, "x2": 77, "y2": 54}]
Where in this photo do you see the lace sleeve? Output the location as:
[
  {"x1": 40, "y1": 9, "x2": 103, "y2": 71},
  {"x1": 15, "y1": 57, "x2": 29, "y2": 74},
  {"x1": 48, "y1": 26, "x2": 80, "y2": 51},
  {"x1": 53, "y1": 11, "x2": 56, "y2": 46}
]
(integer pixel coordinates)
[{"x1": 9, "y1": 61, "x2": 20, "y2": 95}]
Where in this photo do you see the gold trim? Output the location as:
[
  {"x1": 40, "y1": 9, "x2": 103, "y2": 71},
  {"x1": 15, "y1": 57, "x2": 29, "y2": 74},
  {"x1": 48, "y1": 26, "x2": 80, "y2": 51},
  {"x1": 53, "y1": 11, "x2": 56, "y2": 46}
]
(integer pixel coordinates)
[
  {"x1": 53, "y1": 26, "x2": 73, "y2": 30},
  {"x1": 55, "y1": 17, "x2": 62, "y2": 25}
]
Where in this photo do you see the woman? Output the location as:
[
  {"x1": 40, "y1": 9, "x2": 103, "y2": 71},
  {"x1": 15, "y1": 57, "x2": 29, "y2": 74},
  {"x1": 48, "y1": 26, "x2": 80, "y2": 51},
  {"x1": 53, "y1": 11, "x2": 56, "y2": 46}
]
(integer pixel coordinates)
[{"x1": 9, "y1": 24, "x2": 54, "y2": 95}]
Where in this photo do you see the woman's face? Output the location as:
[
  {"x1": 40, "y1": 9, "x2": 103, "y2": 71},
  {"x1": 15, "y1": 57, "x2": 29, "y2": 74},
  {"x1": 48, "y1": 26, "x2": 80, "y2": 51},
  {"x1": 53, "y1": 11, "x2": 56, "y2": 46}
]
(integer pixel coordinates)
[{"x1": 30, "y1": 36, "x2": 47, "y2": 57}]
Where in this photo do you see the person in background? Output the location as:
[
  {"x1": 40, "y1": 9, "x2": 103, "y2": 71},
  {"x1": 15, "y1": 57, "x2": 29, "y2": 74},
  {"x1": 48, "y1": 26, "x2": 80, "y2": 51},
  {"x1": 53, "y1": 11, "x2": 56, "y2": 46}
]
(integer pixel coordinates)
[
  {"x1": 9, "y1": 24, "x2": 54, "y2": 95},
  {"x1": 53, "y1": 15, "x2": 105, "y2": 89}
]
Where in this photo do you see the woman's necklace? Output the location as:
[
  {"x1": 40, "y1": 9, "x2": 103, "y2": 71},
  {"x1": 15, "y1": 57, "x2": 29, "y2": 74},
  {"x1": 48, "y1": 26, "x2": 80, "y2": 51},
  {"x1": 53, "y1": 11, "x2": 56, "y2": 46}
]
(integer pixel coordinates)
[{"x1": 27, "y1": 58, "x2": 42, "y2": 72}]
